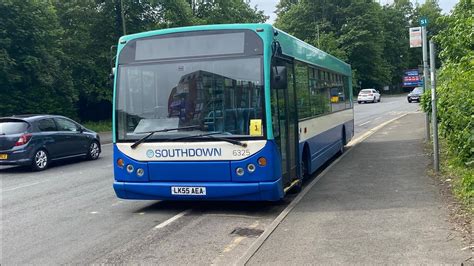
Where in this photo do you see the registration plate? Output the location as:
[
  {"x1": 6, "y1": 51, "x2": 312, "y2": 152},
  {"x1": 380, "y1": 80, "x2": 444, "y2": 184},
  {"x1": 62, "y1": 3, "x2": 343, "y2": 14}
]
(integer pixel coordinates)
[
  {"x1": 0, "y1": 154, "x2": 7, "y2": 160},
  {"x1": 171, "y1": 186, "x2": 206, "y2": 196}
]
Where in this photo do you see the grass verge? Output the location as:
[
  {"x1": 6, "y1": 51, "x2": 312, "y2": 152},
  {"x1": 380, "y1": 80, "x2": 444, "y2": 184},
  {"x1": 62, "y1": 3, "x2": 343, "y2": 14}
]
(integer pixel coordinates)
[
  {"x1": 83, "y1": 120, "x2": 112, "y2": 133},
  {"x1": 426, "y1": 138, "x2": 473, "y2": 248}
]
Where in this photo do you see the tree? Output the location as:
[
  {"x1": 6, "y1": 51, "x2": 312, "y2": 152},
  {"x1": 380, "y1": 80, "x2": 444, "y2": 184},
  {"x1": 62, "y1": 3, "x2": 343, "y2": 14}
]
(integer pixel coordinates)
[
  {"x1": 381, "y1": 0, "x2": 413, "y2": 90},
  {"x1": 0, "y1": 0, "x2": 77, "y2": 117}
]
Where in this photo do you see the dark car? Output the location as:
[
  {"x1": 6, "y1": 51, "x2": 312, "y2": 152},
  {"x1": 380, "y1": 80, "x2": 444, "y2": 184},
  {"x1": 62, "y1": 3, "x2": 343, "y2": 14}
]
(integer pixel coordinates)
[
  {"x1": 0, "y1": 115, "x2": 101, "y2": 171},
  {"x1": 407, "y1": 87, "x2": 423, "y2": 103}
]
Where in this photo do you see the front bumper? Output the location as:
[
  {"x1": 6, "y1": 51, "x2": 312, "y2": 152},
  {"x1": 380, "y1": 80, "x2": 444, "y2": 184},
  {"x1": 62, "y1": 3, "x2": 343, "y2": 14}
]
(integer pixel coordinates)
[{"x1": 113, "y1": 178, "x2": 284, "y2": 201}]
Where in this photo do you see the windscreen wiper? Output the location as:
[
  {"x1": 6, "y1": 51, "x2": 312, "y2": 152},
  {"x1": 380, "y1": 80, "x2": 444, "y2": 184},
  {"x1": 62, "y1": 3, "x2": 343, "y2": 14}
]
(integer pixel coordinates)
[
  {"x1": 168, "y1": 132, "x2": 247, "y2": 148},
  {"x1": 131, "y1": 125, "x2": 201, "y2": 149}
]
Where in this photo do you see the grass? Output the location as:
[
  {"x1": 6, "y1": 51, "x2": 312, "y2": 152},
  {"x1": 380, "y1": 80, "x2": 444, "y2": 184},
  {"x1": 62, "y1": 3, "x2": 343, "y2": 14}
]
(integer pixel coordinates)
[
  {"x1": 437, "y1": 138, "x2": 474, "y2": 214},
  {"x1": 82, "y1": 120, "x2": 112, "y2": 133}
]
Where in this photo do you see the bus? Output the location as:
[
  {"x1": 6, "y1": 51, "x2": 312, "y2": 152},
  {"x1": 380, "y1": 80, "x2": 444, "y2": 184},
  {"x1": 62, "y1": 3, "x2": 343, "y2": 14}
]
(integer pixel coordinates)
[{"x1": 112, "y1": 24, "x2": 353, "y2": 201}]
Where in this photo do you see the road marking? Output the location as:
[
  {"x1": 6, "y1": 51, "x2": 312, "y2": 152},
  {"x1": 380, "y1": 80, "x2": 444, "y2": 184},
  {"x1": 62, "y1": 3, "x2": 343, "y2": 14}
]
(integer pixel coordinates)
[
  {"x1": 348, "y1": 113, "x2": 408, "y2": 147},
  {"x1": 358, "y1": 121, "x2": 371, "y2": 126},
  {"x1": 235, "y1": 113, "x2": 409, "y2": 266},
  {"x1": 90, "y1": 211, "x2": 99, "y2": 214},
  {"x1": 154, "y1": 209, "x2": 191, "y2": 229},
  {"x1": 3, "y1": 179, "x2": 50, "y2": 192}
]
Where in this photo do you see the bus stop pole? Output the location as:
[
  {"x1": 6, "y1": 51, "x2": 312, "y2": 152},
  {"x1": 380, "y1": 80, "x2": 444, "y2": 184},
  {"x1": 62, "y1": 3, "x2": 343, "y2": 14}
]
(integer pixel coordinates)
[
  {"x1": 429, "y1": 40, "x2": 439, "y2": 173},
  {"x1": 422, "y1": 26, "x2": 430, "y2": 142}
]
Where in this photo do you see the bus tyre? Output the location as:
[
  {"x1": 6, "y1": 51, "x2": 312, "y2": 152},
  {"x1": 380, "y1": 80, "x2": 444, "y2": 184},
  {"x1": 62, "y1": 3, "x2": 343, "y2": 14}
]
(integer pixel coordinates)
[
  {"x1": 31, "y1": 149, "x2": 49, "y2": 171},
  {"x1": 86, "y1": 141, "x2": 100, "y2": 160}
]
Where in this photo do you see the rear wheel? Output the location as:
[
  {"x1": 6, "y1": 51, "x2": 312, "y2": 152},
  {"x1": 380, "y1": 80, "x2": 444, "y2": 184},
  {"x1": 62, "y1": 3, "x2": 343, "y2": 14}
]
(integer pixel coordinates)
[
  {"x1": 86, "y1": 141, "x2": 100, "y2": 160},
  {"x1": 31, "y1": 149, "x2": 49, "y2": 171},
  {"x1": 357, "y1": 101, "x2": 361, "y2": 104},
  {"x1": 408, "y1": 99, "x2": 412, "y2": 103}
]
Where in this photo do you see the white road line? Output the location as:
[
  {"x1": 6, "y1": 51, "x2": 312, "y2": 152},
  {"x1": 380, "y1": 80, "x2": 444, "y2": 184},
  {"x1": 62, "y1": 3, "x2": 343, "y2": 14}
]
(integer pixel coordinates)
[
  {"x1": 358, "y1": 121, "x2": 371, "y2": 126},
  {"x1": 154, "y1": 209, "x2": 191, "y2": 229},
  {"x1": 234, "y1": 113, "x2": 409, "y2": 266},
  {"x1": 3, "y1": 179, "x2": 50, "y2": 192}
]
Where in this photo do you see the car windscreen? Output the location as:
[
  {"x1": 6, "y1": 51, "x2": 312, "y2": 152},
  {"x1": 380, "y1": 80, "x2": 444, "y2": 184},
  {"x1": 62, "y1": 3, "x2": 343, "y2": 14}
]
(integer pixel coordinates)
[
  {"x1": 359, "y1": 89, "x2": 372, "y2": 94},
  {"x1": 0, "y1": 120, "x2": 29, "y2": 135},
  {"x1": 412, "y1": 88, "x2": 423, "y2": 94}
]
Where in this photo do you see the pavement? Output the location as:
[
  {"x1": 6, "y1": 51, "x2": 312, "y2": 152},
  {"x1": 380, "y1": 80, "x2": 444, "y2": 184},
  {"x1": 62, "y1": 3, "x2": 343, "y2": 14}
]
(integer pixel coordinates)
[{"x1": 247, "y1": 113, "x2": 472, "y2": 264}]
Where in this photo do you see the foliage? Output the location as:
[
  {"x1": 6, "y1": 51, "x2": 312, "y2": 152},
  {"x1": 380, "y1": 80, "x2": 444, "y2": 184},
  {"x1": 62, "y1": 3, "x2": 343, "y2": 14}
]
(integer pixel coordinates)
[
  {"x1": 83, "y1": 120, "x2": 113, "y2": 132},
  {"x1": 430, "y1": 0, "x2": 474, "y2": 165},
  {"x1": 418, "y1": 0, "x2": 473, "y2": 208},
  {"x1": 0, "y1": 0, "x2": 77, "y2": 118}
]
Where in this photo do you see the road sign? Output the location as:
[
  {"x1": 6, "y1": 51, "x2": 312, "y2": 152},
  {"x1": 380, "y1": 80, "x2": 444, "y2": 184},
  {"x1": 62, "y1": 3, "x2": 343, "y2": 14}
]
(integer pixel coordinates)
[
  {"x1": 420, "y1": 17, "x2": 428, "y2": 26},
  {"x1": 403, "y1": 69, "x2": 423, "y2": 87},
  {"x1": 409, "y1": 27, "x2": 422, "y2": 48}
]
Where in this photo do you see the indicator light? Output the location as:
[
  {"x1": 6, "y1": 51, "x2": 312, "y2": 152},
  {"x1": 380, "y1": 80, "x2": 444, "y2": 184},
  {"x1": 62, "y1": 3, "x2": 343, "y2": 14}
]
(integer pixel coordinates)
[
  {"x1": 117, "y1": 158, "x2": 124, "y2": 168},
  {"x1": 258, "y1": 157, "x2": 267, "y2": 167}
]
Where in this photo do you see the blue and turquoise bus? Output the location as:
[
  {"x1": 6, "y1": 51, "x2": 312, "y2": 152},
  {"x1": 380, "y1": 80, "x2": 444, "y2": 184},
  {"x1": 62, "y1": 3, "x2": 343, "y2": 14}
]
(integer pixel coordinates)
[{"x1": 113, "y1": 24, "x2": 353, "y2": 201}]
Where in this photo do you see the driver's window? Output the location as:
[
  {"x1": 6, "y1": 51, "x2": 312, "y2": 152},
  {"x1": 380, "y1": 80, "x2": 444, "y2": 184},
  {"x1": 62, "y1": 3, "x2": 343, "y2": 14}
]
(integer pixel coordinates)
[{"x1": 55, "y1": 118, "x2": 78, "y2": 132}]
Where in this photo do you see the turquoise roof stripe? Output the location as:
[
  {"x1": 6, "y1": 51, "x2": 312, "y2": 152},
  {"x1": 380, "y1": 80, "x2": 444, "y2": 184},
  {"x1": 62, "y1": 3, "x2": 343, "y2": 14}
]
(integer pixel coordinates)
[{"x1": 274, "y1": 28, "x2": 351, "y2": 76}]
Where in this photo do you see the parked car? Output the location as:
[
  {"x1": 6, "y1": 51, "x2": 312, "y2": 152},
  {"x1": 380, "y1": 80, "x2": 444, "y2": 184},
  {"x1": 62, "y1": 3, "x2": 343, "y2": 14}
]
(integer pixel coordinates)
[
  {"x1": 357, "y1": 89, "x2": 381, "y2": 104},
  {"x1": 0, "y1": 115, "x2": 101, "y2": 171},
  {"x1": 407, "y1": 87, "x2": 423, "y2": 103}
]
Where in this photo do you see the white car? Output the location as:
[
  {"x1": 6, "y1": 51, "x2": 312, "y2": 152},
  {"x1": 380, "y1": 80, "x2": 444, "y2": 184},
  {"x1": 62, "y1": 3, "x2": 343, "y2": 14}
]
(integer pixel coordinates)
[{"x1": 357, "y1": 89, "x2": 381, "y2": 104}]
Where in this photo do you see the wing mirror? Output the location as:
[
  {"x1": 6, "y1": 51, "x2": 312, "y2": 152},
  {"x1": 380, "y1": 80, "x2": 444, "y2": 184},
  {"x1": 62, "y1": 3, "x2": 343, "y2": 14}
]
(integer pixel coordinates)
[{"x1": 271, "y1": 66, "x2": 288, "y2": 90}]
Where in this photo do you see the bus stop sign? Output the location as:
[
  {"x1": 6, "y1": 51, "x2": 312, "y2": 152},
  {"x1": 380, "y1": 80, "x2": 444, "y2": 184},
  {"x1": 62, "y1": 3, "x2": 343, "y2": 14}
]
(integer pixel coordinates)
[{"x1": 420, "y1": 17, "x2": 428, "y2": 26}]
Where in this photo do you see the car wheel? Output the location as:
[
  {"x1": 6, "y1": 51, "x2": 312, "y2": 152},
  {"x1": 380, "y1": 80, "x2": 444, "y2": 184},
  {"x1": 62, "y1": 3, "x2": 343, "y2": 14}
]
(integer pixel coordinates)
[
  {"x1": 86, "y1": 141, "x2": 100, "y2": 160},
  {"x1": 358, "y1": 101, "x2": 361, "y2": 104},
  {"x1": 32, "y1": 149, "x2": 49, "y2": 171},
  {"x1": 408, "y1": 99, "x2": 411, "y2": 103},
  {"x1": 378, "y1": 98, "x2": 381, "y2": 102}
]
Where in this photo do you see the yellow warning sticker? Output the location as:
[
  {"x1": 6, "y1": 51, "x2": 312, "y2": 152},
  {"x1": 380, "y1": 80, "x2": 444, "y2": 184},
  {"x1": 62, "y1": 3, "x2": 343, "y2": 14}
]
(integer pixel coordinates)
[{"x1": 250, "y1": 119, "x2": 262, "y2": 136}]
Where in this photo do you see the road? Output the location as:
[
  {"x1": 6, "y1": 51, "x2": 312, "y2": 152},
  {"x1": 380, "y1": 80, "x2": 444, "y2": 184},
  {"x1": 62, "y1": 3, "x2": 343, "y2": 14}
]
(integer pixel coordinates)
[{"x1": 1, "y1": 95, "x2": 420, "y2": 264}]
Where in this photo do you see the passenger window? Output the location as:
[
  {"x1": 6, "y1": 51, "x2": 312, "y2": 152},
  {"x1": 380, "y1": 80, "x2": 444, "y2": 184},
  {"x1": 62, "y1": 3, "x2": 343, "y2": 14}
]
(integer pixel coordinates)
[
  {"x1": 295, "y1": 62, "x2": 311, "y2": 118},
  {"x1": 37, "y1": 119, "x2": 57, "y2": 132},
  {"x1": 55, "y1": 118, "x2": 79, "y2": 132}
]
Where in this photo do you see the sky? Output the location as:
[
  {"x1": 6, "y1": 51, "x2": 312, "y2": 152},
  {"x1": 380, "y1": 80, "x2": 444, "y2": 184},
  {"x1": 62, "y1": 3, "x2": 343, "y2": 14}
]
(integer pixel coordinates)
[{"x1": 250, "y1": 0, "x2": 459, "y2": 24}]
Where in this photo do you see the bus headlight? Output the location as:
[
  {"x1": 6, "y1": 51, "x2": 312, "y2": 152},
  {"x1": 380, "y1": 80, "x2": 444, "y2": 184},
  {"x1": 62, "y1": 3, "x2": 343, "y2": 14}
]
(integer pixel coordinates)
[
  {"x1": 236, "y1": 167, "x2": 245, "y2": 176},
  {"x1": 136, "y1": 168, "x2": 144, "y2": 177},
  {"x1": 126, "y1": 164, "x2": 134, "y2": 173},
  {"x1": 247, "y1": 163, "x2": 256, "y2": 173}
]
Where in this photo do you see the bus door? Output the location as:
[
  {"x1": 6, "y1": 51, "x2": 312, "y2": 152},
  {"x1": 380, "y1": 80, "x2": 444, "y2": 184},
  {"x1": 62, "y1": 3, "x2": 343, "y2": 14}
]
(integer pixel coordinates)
[{"x1": 271, "y1": 59, "x2": 299, "y2": 187}]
